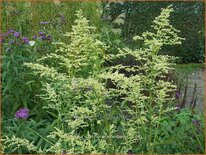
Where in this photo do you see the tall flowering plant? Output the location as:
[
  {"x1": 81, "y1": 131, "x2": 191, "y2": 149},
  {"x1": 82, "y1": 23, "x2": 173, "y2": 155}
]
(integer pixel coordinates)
[{"x1": 2, "y1": 6, "x2": 204, "y2": 154}]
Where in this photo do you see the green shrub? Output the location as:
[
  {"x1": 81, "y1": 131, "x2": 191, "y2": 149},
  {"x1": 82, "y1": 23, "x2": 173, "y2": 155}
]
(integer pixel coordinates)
[{"x1": 2, "y1": 5, "x2": 204, "y2": 154}]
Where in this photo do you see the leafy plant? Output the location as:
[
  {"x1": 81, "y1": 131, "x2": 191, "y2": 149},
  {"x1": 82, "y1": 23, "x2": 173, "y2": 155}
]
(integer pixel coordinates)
[
  {"x1": 2, "y1": 5, "x2": 204, "y2": 154},
  {"x1": 1, "y1": 31, "x2": 39, "y2": 118}
]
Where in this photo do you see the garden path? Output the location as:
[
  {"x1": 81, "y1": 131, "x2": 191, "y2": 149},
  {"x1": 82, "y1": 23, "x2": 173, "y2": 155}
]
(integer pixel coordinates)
[{"x1": 183, "y1": 69, "x2": 205, "y2": 113}]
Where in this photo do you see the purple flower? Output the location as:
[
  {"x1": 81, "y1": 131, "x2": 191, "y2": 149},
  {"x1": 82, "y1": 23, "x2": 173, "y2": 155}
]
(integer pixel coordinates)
[
  {"x1": 38, "y1": 31, "x2": 45, "y2": 36},
  {"x1": 14, "y1": 32, "x2": 20, "y2": 38},
  {"x1": 7, "y1": 29, "x2": 15, "y2": 35},
  {"x1": 9, "y1": 40, "x2": 15, "y2": 44},
  {"x1": 40, "y1": 35, "x2": 47, "y2": 40},
  {"x1": 15, "y1": 108, "x2": 30, "y2": 119},
  {"x1": 40, "y1": 21, "x2": 50, "y2": 25},
  {"x1": 22, "y1": 36, "x2": 29, "y2": 44},
  {"x1": 10, "y1": 29, "x2": 15, "y2": 33}
]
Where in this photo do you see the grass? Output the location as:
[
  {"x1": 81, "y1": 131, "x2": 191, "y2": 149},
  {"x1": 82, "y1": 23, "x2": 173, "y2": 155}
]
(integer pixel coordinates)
[
  {"x1": 174, "y1": 63, "x2": 204, "y2": 74},
  {"x1": 173, "y1": 63, "x2": 204, "y2": 92}
]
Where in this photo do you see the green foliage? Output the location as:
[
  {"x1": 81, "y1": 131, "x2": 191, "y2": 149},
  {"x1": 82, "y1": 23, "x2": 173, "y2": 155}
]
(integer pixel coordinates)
[
  {"x1": 27, "y1": 10, "x2": 106, "y2": 78},
  {"x1": 175, "y1": 63, "x2": 204, "y2": 74},
  {"x1": 2, "y1": 1, "x2": 103, "y2": 42},
  {"x1": 2, "y1": 5, "x2": 204, "y2": 154},
  {"x1": 154, "y1": 108, "x2": 205, "y2": 153},
  {"x1": 100, "y1": 2, "x2": 126, "y2": 54},
  {"x1": 105, "y1": 1, "x2": 204, "y2": 63},
  {"x1": 100, "y1": 5, "x2": 185, "y2": 153},
  {"x1": 167, "y1": 2, "x2": 205, "y2": 63},
  {"x1": 2, "y1": 42, "x2": 41, "y2": 118},
  {"x1": 2, "y1": 118, "x2": 53, "y2": 154},
  {"x1": 1, "y1": 1, "x2": 103, "y2": 119}
]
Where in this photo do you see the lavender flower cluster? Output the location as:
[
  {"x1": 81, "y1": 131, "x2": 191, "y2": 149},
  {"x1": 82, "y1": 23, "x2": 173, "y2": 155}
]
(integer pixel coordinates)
[
  {"x1": 1, "y1": 28, "x2": 52, "y2": 47},
  {"x1": 32, "y1": 31, "x2": 52, "y2": 41},
  {"x1": 15, "y1": 108, "x2": 30, "y2": 119},
  {"x1": 1, "y1": 29, "x2": 30, "y2": 45}
]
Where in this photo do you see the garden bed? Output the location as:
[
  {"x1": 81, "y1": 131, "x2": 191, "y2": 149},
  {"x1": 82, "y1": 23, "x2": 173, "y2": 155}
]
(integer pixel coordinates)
[{"x1": 1, "y1": 2, "x2": 205, "y2": 154}]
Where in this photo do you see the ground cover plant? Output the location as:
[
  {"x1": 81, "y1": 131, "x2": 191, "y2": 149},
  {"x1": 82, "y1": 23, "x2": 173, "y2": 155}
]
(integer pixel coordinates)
[{"x1": 1, "y1": 2, "x2": 205, "y2": 154}]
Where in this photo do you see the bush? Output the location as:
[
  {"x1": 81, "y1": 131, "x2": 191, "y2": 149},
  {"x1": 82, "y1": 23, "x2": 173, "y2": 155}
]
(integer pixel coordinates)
[{"x1": 2, "y1": 6, "x2": 204, "y2": 154}]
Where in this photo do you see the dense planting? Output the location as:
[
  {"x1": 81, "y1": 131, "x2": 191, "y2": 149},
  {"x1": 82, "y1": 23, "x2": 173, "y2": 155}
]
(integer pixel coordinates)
[{"x1": 1, "y1": 3, "x2": 205, "y2": 154}]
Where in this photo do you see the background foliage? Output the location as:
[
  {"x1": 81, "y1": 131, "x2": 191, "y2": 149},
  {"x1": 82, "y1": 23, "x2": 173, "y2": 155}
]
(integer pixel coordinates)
[{"x1": 102, "y1": 1, "x2": 205, "y2": 63}]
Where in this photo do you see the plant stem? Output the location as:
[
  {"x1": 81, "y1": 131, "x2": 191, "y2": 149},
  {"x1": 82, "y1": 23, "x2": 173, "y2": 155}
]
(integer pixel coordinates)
[
  {"x1": 191, "y1": 126, "x2": 204, "y2": 152},
  {"x1": 151, "y1": 101, "x2": 163, "y2": 152},
  {"x1": 29, "y1": 128, "x2": 55, "y2": 146}
]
